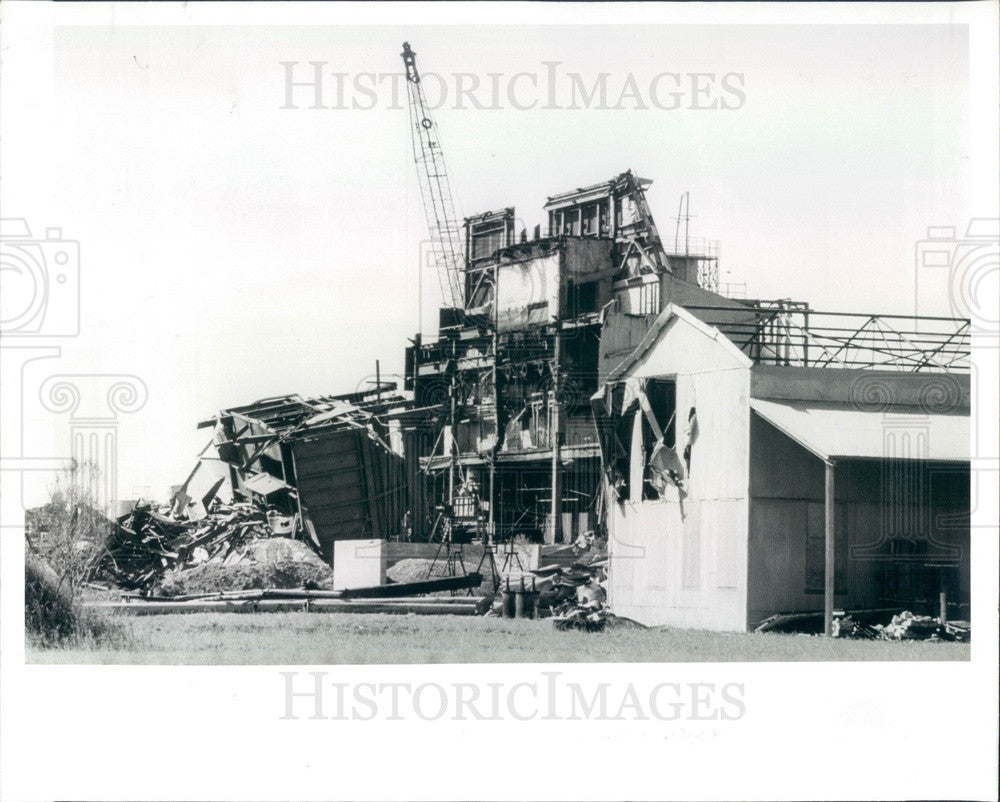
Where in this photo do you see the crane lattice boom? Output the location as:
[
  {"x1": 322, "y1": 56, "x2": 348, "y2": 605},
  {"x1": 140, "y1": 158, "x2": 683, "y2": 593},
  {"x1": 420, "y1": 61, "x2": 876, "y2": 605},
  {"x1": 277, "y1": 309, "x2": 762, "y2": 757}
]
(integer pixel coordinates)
[{"x1": 401, "y1": 41, "x2": 465, "y2": 309}]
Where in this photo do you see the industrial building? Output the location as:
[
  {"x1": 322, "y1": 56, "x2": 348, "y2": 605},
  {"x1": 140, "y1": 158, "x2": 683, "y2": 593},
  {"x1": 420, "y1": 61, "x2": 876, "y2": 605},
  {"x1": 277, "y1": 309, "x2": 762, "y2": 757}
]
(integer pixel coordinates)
[
  {"x1": 202, "y1": 164, "x2": 972, "y2": 634},
  {"x1": 405, "y1": 169, "x2": 735, "y2": 546},
  {"x1": 209, "y1": 168, "x2": 738, "y2": 551},
  {"x1": 199, "y1": 42, "x2": 972, "y2": 633}
]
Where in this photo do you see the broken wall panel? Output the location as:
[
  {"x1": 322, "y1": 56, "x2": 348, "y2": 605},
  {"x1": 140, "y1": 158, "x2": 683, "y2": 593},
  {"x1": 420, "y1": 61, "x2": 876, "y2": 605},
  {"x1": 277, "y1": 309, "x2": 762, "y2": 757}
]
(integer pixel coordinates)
[
  {"x1": 494, "y1": 238, "x2": 616, "y2": 332},
  {"x1": 292, "y1": 429, "x2": 409, "y2": 561},
  {"x1": 496, "y1": 251, "x2": 561, "y2": 332},
  {"x1": 465, "y1": 207, "x2": 515, "y2": 310},
  {"x1": 210, "y1": 391, "x2": 419, "y2": 562},
  {"x1": 562, "y1": 238, "x2": 616, "y2": 280}
]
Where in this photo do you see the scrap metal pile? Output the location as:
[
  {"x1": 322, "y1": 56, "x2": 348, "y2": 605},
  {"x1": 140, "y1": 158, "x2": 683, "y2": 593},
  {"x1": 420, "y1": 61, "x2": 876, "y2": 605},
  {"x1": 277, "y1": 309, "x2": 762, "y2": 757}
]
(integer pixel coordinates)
[
  {"x1": 485, "y1": 554, "x2": 612, "y2": 626},
  {"x1": 543, "y1": 559, "x2": 607, "y2": 623},
  {"x1": 101, "y1": 498, "x2": 299, "y2": 591},
  {"x1": 536, "y1": 557, "x2": 641, "y2": 631},
  {"x1": 483, "y1": 539, "x2": 644, "y2": 631},
  {"x1": 833, "y1": 610, "x2": 971, "y2": 642}
]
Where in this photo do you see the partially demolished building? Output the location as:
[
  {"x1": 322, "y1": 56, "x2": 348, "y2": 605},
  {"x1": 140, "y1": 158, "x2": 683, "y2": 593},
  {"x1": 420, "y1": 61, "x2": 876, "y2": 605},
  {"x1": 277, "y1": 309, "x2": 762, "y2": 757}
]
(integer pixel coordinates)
[
  {"x1": 405, "y1": 170, "x2": 740, "y2": 545},
  {"x1": 594, "y1": 303, "x2": 971, "y2": 631},
  {"x1": 204, "y1": 387, "x2": 430, "y2": 561},
  {"x1": 208, "y1": 170, "x2": 735, "y2": 550},
  {"x1": 202, "y1": 168, "x2": 972, "y2": 631}
]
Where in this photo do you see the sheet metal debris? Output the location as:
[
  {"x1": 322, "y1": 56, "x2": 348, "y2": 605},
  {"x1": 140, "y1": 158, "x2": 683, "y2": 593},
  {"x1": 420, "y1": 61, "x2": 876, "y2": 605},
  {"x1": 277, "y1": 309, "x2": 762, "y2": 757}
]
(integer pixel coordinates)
[
  {"x1": 848, "y1": 611, "x2": 970, "y2": 642},
  {"x1": 101, "y1": 498, "x2": 300, "y2": 591},
  {"x1": 756, "y1": 609, "x2": 971, "y2": 642}
]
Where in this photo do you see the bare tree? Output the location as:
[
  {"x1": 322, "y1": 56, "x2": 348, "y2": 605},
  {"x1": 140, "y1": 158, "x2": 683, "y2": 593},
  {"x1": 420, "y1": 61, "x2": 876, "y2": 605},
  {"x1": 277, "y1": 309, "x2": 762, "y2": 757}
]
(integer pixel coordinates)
[{"x1": 26, "y1": 460, "x2": 113, "y2": 596}]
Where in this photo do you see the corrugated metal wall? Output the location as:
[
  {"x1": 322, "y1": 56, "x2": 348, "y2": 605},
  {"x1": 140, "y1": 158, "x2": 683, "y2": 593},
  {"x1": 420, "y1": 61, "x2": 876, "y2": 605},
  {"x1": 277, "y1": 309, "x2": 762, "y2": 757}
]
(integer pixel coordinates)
[{"x1": 292, "y1": 429, "x2": 408, "y2": 562}]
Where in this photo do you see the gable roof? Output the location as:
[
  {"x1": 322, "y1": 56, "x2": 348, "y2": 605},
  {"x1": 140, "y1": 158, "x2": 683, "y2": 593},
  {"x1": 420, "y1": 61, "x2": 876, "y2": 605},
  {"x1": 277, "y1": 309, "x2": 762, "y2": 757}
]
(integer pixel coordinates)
[{"x1": 604, "y1": 302, "x2": 754, "y2": 384}]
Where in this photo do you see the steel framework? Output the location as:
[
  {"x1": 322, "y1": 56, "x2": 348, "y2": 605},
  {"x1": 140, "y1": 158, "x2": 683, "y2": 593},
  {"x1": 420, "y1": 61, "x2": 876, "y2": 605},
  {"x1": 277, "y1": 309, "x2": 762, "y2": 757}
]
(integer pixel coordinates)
[{"x1": 684, "y1": 304, "x2": 971, "y2": 371}]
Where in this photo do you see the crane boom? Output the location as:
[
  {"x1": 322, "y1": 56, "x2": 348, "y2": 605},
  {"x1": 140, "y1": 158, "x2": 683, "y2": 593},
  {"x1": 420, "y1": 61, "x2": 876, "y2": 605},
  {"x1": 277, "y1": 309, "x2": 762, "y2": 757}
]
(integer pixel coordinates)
[{"x1": 401, "y1": 41, "x2": 465, "y2": 310}]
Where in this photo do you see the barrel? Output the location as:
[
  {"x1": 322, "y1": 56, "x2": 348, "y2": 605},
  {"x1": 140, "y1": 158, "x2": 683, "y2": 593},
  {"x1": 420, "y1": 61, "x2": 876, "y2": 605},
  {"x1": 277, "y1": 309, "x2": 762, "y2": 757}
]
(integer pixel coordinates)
[{"x1": 501, "y1": 578, "x2": 516, "y2": 618}]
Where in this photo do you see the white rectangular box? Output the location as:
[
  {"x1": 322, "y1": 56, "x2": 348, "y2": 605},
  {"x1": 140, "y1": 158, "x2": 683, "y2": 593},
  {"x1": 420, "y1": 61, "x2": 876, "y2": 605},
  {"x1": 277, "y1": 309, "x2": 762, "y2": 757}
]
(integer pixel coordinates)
[{"x1": 332, "y1": 539, "x2": 386, "y2": 591}]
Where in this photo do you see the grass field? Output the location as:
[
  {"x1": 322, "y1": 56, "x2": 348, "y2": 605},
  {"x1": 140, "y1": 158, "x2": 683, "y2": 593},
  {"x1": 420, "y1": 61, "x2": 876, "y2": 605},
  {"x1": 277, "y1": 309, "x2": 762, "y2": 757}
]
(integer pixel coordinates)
[{"x1": 27, "y1": 611, "x2": 970, "y2": 664}]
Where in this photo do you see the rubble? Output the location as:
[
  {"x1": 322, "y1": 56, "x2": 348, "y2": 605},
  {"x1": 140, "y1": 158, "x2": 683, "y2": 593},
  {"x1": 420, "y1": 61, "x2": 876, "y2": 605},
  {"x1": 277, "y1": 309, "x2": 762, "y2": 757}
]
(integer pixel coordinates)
[
  {"x1": 480, "y1": 551, "x2": 644, "y2": 631},
  {"x1": 548, "y1": 560, "x2": 620, "y2": 631},
  {"x1": 868, "y1": 611, "x2": 970, "y2": 643},
  {"x1": 206, "y1": 389, "x2": 423, "y2": 561},
  {"x1": 758, "y1": 609, "x2": 971, "y2": 642},
  {"x1": 100, "y1": 497, "x2": 312, "y2": 592}
]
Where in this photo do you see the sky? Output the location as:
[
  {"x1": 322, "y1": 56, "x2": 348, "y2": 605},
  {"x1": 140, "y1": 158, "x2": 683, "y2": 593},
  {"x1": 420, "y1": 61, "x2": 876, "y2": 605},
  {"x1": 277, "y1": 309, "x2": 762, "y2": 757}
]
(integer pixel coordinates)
[{"x1": 2, "y1": 20, "x2": 973, "y2": 506}]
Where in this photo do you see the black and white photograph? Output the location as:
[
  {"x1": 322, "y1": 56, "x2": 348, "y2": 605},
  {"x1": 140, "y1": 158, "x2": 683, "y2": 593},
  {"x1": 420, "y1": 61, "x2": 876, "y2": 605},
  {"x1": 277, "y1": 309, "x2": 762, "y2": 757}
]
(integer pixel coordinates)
[{"x1": 1, "y1": 2, "x2": 997, "y2": 800}]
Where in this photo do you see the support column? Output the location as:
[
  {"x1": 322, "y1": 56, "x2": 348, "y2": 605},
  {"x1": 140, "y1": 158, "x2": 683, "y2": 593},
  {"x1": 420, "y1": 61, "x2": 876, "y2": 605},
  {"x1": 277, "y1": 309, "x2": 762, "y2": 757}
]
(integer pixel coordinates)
[
  {"x1": 824, "y1": 459, "x2": 836, "y2": 636},
  {"x1": 448, "y1": 337, "x2": 457, "y2": 503},
  {"x1": 488, "y1": 457, "x2": 496, "y2": 545},
  {"x1": 489, "y1": 292, "x2": 499, "y2": 546},
  {"x1": 403, "y1": 426, "x2": 425, "y2": 542},
  {"x1": 549, "y1": 330, "x2": 562, "y2": 545}
]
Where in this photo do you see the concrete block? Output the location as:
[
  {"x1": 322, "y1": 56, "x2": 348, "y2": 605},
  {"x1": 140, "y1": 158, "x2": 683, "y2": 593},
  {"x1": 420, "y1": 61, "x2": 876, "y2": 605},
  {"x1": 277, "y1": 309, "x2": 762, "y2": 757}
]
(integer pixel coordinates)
[{"x1": 333, "y1": 539, "x2": 386, "y2": 591}]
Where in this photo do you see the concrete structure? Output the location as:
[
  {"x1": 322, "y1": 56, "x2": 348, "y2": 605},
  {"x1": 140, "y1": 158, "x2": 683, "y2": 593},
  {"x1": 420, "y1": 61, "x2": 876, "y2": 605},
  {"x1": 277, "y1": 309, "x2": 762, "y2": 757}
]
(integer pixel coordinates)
[
  {"x1": 333, "y1": 538, "x2": 386, "y2": 591},
  {"x1": 595, "y1": 304, "x2": 971, "y2": 631}
]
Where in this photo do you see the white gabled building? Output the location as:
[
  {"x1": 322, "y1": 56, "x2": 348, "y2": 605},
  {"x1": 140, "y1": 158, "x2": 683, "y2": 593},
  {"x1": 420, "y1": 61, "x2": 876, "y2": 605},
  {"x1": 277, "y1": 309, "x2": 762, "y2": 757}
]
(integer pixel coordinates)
[{"x1": 593, "y1": 303, "x2": 971, "y2": 632}]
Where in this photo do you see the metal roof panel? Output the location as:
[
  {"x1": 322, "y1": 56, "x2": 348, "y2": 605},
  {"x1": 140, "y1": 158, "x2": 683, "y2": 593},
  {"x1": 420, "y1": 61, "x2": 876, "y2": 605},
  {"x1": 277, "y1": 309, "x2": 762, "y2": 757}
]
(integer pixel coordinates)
[{"x1": 750, "y1": 398, "x2": 969, "y2": 463}]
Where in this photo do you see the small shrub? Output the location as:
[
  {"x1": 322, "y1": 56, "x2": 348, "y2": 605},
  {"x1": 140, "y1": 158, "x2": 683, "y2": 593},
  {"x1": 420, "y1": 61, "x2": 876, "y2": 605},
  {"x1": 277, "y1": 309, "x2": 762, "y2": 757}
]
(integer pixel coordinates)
[
  {"x1": 24, "y1": 461, "x2": 132, "y2": 649},
  {"x1": 25, "y1": 551, "x2": 131, "y2": 648}
]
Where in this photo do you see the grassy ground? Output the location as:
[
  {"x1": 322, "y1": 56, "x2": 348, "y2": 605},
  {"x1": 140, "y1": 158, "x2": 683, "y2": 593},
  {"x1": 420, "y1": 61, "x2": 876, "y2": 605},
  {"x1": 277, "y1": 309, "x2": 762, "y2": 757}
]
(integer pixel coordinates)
[{"x1": 27, "y1": 611, "x2": 970, "y2": 664}]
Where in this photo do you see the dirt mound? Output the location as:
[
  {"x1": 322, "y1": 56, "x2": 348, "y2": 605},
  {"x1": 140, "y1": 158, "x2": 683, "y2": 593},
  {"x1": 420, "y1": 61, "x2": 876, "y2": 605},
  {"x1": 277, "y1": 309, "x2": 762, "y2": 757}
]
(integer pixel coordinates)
[
  {"x1": 156, "y1": 537, "x2": 333, "y2": 597},
  {"x1": 387, "y1": 557, "x2": 501, "y2": 596}
]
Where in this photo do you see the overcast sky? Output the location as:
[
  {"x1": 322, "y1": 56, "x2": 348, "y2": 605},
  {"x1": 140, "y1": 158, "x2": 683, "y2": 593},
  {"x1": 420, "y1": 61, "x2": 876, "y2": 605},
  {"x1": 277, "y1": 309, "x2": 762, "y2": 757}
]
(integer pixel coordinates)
[{"x1": 3, "y1": 21, "x2": 972, "y2": 505}]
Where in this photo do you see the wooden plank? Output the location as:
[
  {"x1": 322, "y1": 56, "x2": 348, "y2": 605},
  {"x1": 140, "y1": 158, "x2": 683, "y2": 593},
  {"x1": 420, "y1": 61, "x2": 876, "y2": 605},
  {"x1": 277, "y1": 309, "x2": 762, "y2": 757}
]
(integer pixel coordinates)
[
  {"x1": 86, "y1": 599, "x2": 484, "y2": 616},
  {"x1": 359, "y1": 432, "x2": 382, "y2": 539}
]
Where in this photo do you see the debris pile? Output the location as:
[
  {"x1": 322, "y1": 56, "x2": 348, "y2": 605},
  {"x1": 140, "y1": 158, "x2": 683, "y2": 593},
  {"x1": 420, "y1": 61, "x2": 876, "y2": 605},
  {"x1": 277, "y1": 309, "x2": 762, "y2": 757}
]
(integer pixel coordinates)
[
  {"x1": 870, "y1": 611, "x2": 970, "y2": 642},
  {"x1": 829, "y1": 615, "x2": 880, "y2": 639},
  {"x1": 542, "y1": 558, "x2": 644, "y2": 631},
  {"x1": 478, "y1": 543, "x2": 647, "y2": 631},
  {"x1": 101, "y1": 499, "x2": 307, "y2": 592},
  {"x1": 762, "y1": 610, "x2": 974, "y2": 642},
  {"x1": 546, "y1": 560, "x2": 606, "y2": 614}
]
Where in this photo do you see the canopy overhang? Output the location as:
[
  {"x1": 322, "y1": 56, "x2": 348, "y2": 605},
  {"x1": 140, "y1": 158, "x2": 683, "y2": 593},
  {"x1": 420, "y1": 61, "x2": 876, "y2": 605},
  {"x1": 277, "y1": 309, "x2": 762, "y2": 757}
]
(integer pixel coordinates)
[{"x1": 750, "y1": 398, "x2": 970, "y2": 464}]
